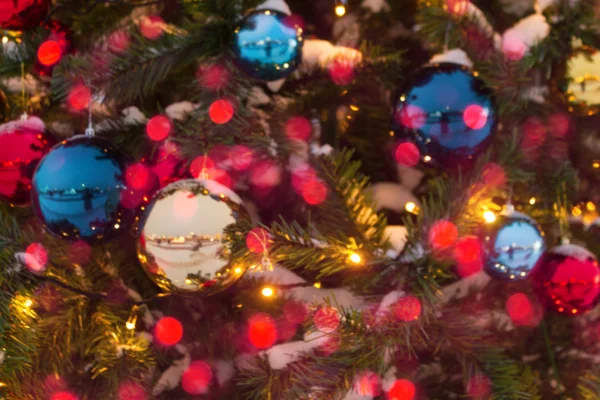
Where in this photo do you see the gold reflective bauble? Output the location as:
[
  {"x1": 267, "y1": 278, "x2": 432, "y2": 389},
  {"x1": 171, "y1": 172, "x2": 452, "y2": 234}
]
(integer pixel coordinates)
[
  {"x1": 567, "y1": 46, "x2": 600, "y2": 111},
  {"x1": 137, "y1": 179, "x2": 249, "y2": 294}
]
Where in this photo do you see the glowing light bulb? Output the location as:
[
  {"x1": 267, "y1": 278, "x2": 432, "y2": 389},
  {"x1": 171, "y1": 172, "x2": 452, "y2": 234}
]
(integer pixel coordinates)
[
  {"x1": 587, "y1": 202, "x2": 596, "y2": 211},
  {"x1": 2, "y1": 37, "x2": 8, "y2": 44},
  {"x1": 405, "y1": 202, "x2": 418, "y2": 214},
  {"x1": 261, "y1": 287, "x2": 274, "y2": 298},
  {"x1": 335, "y1": 5, "x2": 346, "y2": 16},
  {"x1": 126, "y1": 321, "x2": 136, "y2": 330},
  {"x1": 483, "y1": 211, "x2": 496, "y2": 223},
  {"x1": 313, "y1": 282, "x2": 322, "y2": 289},
  {"x1": 529, "y1": 197, "x2": 536, "y2": 205},
  {"x1": 423, "y1": 155, "x2": 432, "y2": 162},
  {"x1": 593, "y1": 160, "x2": 600, "y2": 169},
  {"x1": 349, "y1": 252, "x2": 362, "y2": 264},
  {"x1": 24, "y1": 299, "x2": 33, "y2": 309}
]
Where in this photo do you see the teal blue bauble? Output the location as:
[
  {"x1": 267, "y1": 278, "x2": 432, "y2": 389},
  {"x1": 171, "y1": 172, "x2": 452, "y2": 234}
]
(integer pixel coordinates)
[
  {"x1": 232, "y1": 9, "x2": 303, "y2": 81},
  {"x1": 31, "y1": 135, "x2": 134, "y2": 243},
  {"x1": 483, "y1": 211, "x2": 546, "y2": 280},
  {"x1": 393, "y1": 63, "x2": 496, "y2": 167}
]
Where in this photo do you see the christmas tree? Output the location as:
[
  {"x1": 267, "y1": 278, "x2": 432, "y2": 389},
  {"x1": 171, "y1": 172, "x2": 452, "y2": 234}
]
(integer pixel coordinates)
[{"x1": 1, "y1": 0, "x2": 600, "y2": 398}]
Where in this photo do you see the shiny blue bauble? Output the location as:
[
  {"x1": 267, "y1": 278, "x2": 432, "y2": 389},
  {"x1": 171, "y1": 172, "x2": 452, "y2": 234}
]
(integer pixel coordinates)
[
  {"x1": 483, "y1": 211, "x2": 546, "y2": 280},
  {"x1": 232, "y1": 9, "x2": 303, "y2": 81},
  {"x1": 31, "y1": 135, "x2": 134, "y2": 243},
  {"x1": 393, "y1": 63, "x2": 496, "y2": 167}
]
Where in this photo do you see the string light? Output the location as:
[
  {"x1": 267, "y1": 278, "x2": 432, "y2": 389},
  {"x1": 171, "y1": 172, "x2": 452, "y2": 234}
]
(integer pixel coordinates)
[
  {"x1": 483, "y1": 210, "x2": 496, "y2": 223},
  {"x1": 348, "y1": 252, "x2": 362, "y2": 265},
  {"x1": 587, "y1": 201, "x2": 596, "y2": 211},
  {"x1": 423, "y1": 155, "x2": 432, "y2": 162},
  {"x1": 335, "y1": 0, "x2": 347, "y2": 16},
  {"x1": 405, "y1": 202, "x2": 418, "y2": 214},
  {"x1": 313, "y1": 282, "x2": 322, "y2": 289},
  {"x1": 529, "y1": 197, "x2": 536, "y2": 205},
  {"x1": 261, "y1": 286, "x2": 274, "y2": 298},
  {"x1": 2, "y1": 36, "x2": 8, "y2": 44},
  {"x1": 593, "y1": 160, "x2": 600, "y2": 169}
]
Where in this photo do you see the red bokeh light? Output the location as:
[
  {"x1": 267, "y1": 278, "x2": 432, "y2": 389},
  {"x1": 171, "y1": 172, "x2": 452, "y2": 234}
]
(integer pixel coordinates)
[
  {"x1": 246, "y1": 227, "x2": 272, "y2": 254},
  {"x1": 125, "y1": 163, "x2": 153, "y2": 191},
  {"x1": 428, "y1": 220, "x2": 458, "y2": 252},
  {"x1": 548, "y1": 113, "x2": 570, "y2": 138},
  {"x1": 209, "y1": 99, "x2": 234, "y2": 125},
  {"x1": 197, "y1": 64, "x2": 230, "y2": 91},
  {"x1": 447, "y1": 0, "x2": 469, "y2": 16},
  {"x1": 181, "y1": 361, "x2": 213, "y2": 395},
  {"x1": 146, "y1": 115, "x2": 172, "y2": 141},
  {"x1": 502, "y1": 36, "x2": 525, "y2": 61},
  {"x1": 277, "y1": 316, "x2": 299, "y2": 342},
  {"x1": 248, "y1": 313, "x2": 277, "y2": 349},
  {"x1": 354, "y1": 371, "x2": 381, "y2": 397},
  {"x1": 250, "y1": 160, "x2": 282, "y2": 188},
  {"x1": 189, "y1": 155, "x2": 215, "y2": 179},
  {"x1": 328, "y1": 57, "x2": 356, "y2": 85},
  {"x1": 155, "y1": 317, "x2": 183, "y2": 347},
  {"x1": 453, "y1": 236, "x2": 483, "y2": 278},
  {"x1": 284, "y1": 300, "x2": 308, "y2": 325},
  {"x1": 506, "y1": 293, "x2": 541, "y2": 327},
  {"x1": 67, "y1": 84, "x2": 91, "y2": 112},
  {"x1": 285, "y1": 116, "x2": 312, "y2": 142},
  {"x1": 108, "y1": 30, "x2": 130, "y2": 53},
  {"x1": 521, "y1": 117, "x2": 547, "y2": 161},
  {"x1": 25, "y1": 242, "x2": 47, "y2": 272},
  {"x1": 395, "y1": 142, "x2": 420, "y2": 167},
  {"x1": 314, "y1": 307, "x2": 341, "y2": 334},
  {"x1": 397, "y1": 104, "x2": 426, "y2": 129},
  {"x1": 463, "y1": 104, "x2": 488, "y2": 130},
  {"x1": 394, "y1": 296, "x2": 422, "y2": 322},
  {"x1": 38, "y1": 40, "x2": 62, "y2": 66},
  {"x1": 466, "y1": 375, "x2": 491, "y2": 399},
  {"x1": 291, "y1": 165, "x2": 317, "y2": 194},
  {"x1": 68, "y1": 240, "x2": 92, "y2": 265},
  {"x1": 229, "y1": 145, "x2": 253, "y2": 171},
  {"x1": 50, "y1": 392, "x2": 79, "y2": 400},
  {"x1": 301, "y1": 178, "x2": 328, "y2": 205},
  {"x1": 387, "y1": 379, "x2": 416, "y2": 400},
  {"x1": 481, "y1": 162, "x2": 506, "y2": 189},
  {"x1": 140, "y1": 15, "x2": 164, "y2": 40},
  {"x1": 117, "y1": 381, "x2": 147, "y2": 400}
]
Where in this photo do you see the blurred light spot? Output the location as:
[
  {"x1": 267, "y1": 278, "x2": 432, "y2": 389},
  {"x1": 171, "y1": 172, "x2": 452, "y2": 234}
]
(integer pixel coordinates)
[
  {"x1": 25, "y1": 242, "x2": 47, "y2": 272},
  {"x1": 209, "y1": 99, "x2": 234, "y2": 125},
  {"x1": 328, "y1": 56, "x2": 356, "y2": 85},
  {"x1": 50, "y1": 392, "x2": 79, "y2": 400},
  {"x1": 229, "y1": 145, "x2": 253, "y2": 171},
  {"x1": 189, "y1": 155, "x2": 215, "y2": 179},
  {"x1": 247, "y1": 313, "x2": 277, "y2": 349},
  {"x1": 250, "y1": 160, "x2": 282, "y2": 188},
  {"x1": 354, "y1": 371, "x2": 381, "y2": 396},
  {"x1": 397, "y1": 104, "x2": 426, "y2": 129},
  {"x1": 405, "y1": 202, "x2": 418, "y2": 214},
  {"x1": 349, "y1": 252, "x2": 362, "y2": 265},
  {"x1": 140, "y1": 15, "x2": 165, "y2": 40},
  {"x1": 506, "y1": 293, "x2": 540, "y2": 327},
  {"x1": 463, "y1": 104, "x2": 488, "y2": 130},
  {"x1": 423, "y1": 155, "x2": 432, "y2": 162},
  {"x1": 146, "y1": 115, "x2": 171, "y2": 141},
  {"x1": 181, "y1": 361, "x2": 212, "y2": 395},
  {"x1": 313, "y1": 282, "x2": 321, "y2": 289},
  {"x1": 529, "y1": 197, "x2": 536, "y2": 205},
  {"x1": 429, "y1": 220, "x2": 458, "y2": 252},
  {"x1": 587, "y1": 202, "x2": 596, "y2": 212},
  {"x1": 285, "y1": 116, "x2": 312, "y2": 141},
  {"x1": 387, "y1": 379, "x2": 416, "y2": 400},
  {"x1": 335, "y1": 5, "x2": 346, "y2": 16},
  {"x1": 1, "y1": 36, "x2": 8, "y2": 44},
  {"x1": 483, "y1": 211, "x2": 496, "y2": 223},
  {"x1": 261, "y1": 287, "x2": 274, "y2": 298},
  {"x1": 108, "y1": 30, "x2": 130, "y2": 53},
  {"x1": 155, "y1": 317, "x2": 183, "y2": 346},
  {"x1": 481, "y1": 162, "x2": 506, "y2": 188},
  {"x1": 125, "y1": 163, "x2": 153, "y2": 191},
  {"x1": 197, "y1": 63, "x2": 229, "y2": 91},
  {"x1": 395, "y1": 142, "x2": 420, "y2": 167},
  {"x1": 593, "y1": 160, "x2": 600, "y2": 169},
  {"x1": 117, "y1": 381, "x2": 147, "y2": 400},
  {"x1": 453, "y1": 236, "x2": 483, "y2": 277},
  {"x1": 38, "y1": 40, "x2": 62, "y2": 66},
  {"x1": 67, "y1": 84, "x2": 91, "y2": 112},
  {"x1": 301, "y1": 178, "x2": 328, "y2": 205},
  {"x1": 466, "y1": 375, "x2": 491, "y2": 399}
]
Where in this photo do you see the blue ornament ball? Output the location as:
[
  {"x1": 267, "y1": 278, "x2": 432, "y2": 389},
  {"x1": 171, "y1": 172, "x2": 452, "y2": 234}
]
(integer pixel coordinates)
[
  {"x1": 483, "y1": 211, "x2": 546, "y2": 280},
  {"x1": 31, "y1": 135, "x2": 134, "y2": 242},
  {"x1": 393, "y1": 62, "x2": 496, "y2": 167},
  {"x1": 232, "y1": 9, "x2": 303, "y2": 81}
]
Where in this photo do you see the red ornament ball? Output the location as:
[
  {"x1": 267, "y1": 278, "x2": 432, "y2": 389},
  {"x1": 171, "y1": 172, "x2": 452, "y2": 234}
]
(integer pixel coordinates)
[
  {"x1": 530, "y1": 245, "x2": 600, "y2": 315},
  {"x1": 314, "y1": 307, "x2": 341, "y2": 333},
  {"x1": 117, "y1": 381, "x2": 147, "y2": 400},
  {"x1": 209, "y1": 99, "x2": 234, "y2": 125},
  {"x1": 395, "y1": 142, "x2": 420, "y2": 167},
  {"x1": 108, "y1": 30, "x2": 131, "y2": 53},
  {"x1": 0, "y1": 0, "x2": 50, "y2": 31},
  {"x1": 387, "y1": 379, "x2": 416, "y2": 400},
  {"x1": 247, "y1": 313, "x2": 277, "y2": 349},
  {"x1": 229, "y1": 145, "x2": 253, "y2": 171},
  {"x1": 301, "y1": 178, "x2": 328, "y2": 205},
  {"x1": 453, "y1": 236, "x2": 484, "y2": 278},
  {"x1": 428, "y1": 220, "x2": 458, "y2": 252},
  {"x1": 146, "y1": 116, "x2": 171, "y2": 141},
  {"x1": 466, "y1": 375, "x2": 491, "y2": 399},
  {"x1": 25, "y1": 242, "x2": 47, "y2": 273},
  {"x1": 285, "y1": 116, "x2": 312, "y2": 142},
  {"x1": 140, "y1": 15, "x2": 164, "y2": 40},
  {"x1": 155, "y1": 317, "x2": 183, "y2": 346},
  {"x1": 38, "y1": 40, "x2": 62, "y2": 66},
  {"x1": 246, "y1": 227, "x2": 272, "y2": 254},
  {"x1": 67, "y1": 84, "x2": 92, "y2": 112},
  {"x1": 506, "y1": 293, "x2": 541, "y2": 327},
  {"x1": 0, "y1": 116, "x2": 55, "y2": 206},
  {"x1": 394, "y1": 296, "x2": 422, "y2": 322},
  {"x1": 181, "y1": 361, "x2": 213, "y2": 395}
]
